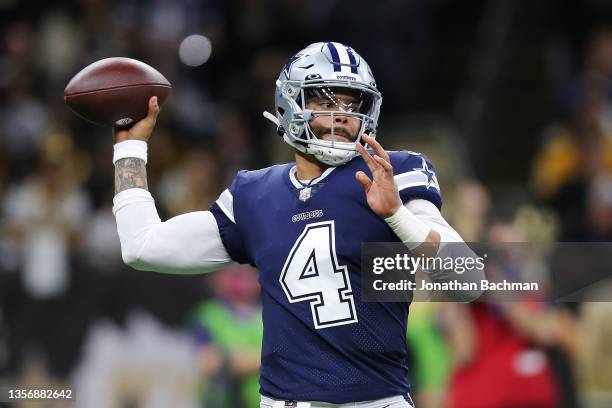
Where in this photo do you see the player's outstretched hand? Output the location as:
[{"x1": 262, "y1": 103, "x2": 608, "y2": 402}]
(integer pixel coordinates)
[
  {"x1": 355, "y1": 135, "x2": 402, "y2": 218},
  {"x1": 113, "y1": 96, "x2": 160, "y2": 143}
]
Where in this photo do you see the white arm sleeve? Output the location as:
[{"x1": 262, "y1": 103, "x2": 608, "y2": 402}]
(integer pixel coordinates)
[
  {"x1": 405, "y1": 199, "x2": 464, "y2": 243},
  {"x1": 113, "y1": 188, "x2": 233, "y2": 274},
  {"x1": 405, "y1": 199, "x2": 484, "y2": 302}
]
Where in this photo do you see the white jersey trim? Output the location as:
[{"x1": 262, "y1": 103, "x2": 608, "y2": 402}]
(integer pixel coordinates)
[
  {"x1": 289, "y1": 166, "x2": 335, "y2": 189},
  {"x1": 394, "y1": 170, "x2": 440, "y2": 191},
  {"x1": 216, "y1": 189, "x2": 235, "y2": 224}
]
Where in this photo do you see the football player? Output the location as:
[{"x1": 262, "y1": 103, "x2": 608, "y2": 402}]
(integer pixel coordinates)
[{"x1": 112, "y1": 42, "x2": 483, "y2": 407}]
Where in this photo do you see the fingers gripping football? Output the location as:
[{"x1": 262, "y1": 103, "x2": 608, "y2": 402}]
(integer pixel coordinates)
[
  {"x1": 355, "y1": 135, "x2": 402, "y2": 218},
  {"x1": 114, "y1": 96, "x2": 161, "y2": 143}
]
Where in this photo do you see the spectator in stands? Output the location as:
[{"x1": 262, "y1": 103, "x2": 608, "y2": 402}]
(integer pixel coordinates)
[{"x1": 190, "y1": 265, "x2": 262, "y2": 408}]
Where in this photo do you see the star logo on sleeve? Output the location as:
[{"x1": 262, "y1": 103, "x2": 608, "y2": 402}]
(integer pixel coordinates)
[{"x1": 412, "y1": 157, "x2": 440, "y2": 190}]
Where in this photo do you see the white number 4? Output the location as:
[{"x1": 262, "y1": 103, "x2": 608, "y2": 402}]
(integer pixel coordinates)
[{"x1": 280, "y1": 221, "x2": 358, "y2": 329}]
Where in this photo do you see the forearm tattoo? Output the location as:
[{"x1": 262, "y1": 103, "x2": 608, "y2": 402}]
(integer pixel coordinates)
[{"x1": 114, "y1": 158, "x2": 148, "y2": 194}]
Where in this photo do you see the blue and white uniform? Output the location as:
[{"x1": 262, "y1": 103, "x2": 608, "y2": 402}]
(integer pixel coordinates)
[
  {"x1": 112, "y1": 150, "x2": 465, "y2": 406},
  {"x1": 111, "y1": 40, "x2": 477, "y2": 407},
  {"x1": 208, "y1": 152, "x2": 438, "y2": 403}
]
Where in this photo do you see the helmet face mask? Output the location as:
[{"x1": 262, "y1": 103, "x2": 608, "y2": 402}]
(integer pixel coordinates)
[
  {"x1": 300, "y1": 85, "x2": 375, "y2": 152},
  {"x1": 266, "y1": 42, "x2": 382, "y2": 166}
]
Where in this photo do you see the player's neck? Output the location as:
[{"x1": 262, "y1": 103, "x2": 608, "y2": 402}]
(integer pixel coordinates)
[{"x1": 294, "y1": 150, "x2": 328, "y2": 180}]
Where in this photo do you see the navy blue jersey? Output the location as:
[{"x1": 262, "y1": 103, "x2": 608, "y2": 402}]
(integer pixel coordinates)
[{"x1": 209, "y1": 151, "x2": 441, "y2": 403}]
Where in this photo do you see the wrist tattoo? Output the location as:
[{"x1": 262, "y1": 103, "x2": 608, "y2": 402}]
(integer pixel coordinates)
[{"x1": 114, "y1": 158, "x2": 148, "y2": 193}]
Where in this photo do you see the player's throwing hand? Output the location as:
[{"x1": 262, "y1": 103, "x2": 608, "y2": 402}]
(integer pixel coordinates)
[
  {"x1": 113, "y1": 96, "x2": 160, "y2": 143},
  {"x1": 355, "y1": 135, "x2": 403, "y2": 218}
]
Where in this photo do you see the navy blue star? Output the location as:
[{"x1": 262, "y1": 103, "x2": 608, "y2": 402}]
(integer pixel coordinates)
[
  {"x1": 412, "y1": 157, "x2": 438, "y2": 190},
  {"x1": 283, "y1": 53, "x2": 303, "y2": 78}
]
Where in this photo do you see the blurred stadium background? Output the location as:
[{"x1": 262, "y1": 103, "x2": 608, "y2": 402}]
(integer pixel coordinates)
[{"x1": 0, "y1": 0, "x2": 612, "y2": 407}]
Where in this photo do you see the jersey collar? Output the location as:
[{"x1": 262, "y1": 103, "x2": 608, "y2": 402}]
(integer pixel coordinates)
[{"x1": 288, "y1": 165, "x2": 336, "y2": 189}]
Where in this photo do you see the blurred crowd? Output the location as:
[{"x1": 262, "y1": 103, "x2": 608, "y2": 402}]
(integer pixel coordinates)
[{"x1": 0, "y1": 0, "x2": 611, "y2": 407}]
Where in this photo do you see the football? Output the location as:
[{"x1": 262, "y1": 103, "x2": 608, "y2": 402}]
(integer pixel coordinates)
[{"x1": 64, "y1": 57, "x2": 171, "y2": 127}]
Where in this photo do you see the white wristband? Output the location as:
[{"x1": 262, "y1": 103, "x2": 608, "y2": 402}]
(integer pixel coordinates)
[
  {"x1": 385, "y1": 205, "x2": 431, "y2": 250},
  {"x1": 113, "y1": 140, "x2": 148, "y2": 164}
]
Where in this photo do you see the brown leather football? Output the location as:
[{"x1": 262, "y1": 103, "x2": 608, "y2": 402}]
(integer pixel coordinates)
[{"x1": 64, "y1": 57, "x2": 171, "y2": 127}]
